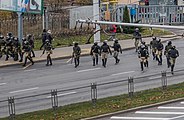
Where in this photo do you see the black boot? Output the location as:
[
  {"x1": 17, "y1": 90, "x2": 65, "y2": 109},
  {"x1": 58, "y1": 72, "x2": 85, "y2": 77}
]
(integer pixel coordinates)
[
  {"x1": 93, "y1": 58, "x2": 95, "y2": 66},
  {"x1": 140, "y1": 62, "x2": 144, "y2": 71},
  {"x1": 49, "y1": 57, "x2": 52, "y2": 66},
  {"x1": 102, "y1": 59, "x2": 105, "y2": 67},
  {"x1": 146, "y1": 61, "x2": 148, "y2": 67},
  {"x1": 23, "y1": 57, "x2": 27, "y2": 67},
  {"x1": 171, "y1": 65, "x2": 174, "y2": 75},
  {"x1": 104, "y1": 58, "x2": 107, "y2": 67}
]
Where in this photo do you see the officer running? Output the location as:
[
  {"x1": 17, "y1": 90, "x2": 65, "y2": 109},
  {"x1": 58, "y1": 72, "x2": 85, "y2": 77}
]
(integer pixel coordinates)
[
  {"x1": 138, "y1": 45, "x2": 149, "y2": 71},
  {"x1": 90, "y1": 42, "x2": 101, "y2": 66},
  {"x1": 100, "y1": 40, "x2": 112, "y2": 67},
  {"x1": 133, "y1": 28, "x2": 142, "y2": 52},
  {"x1": 22, "y1": 41, "x2": 34, "y2": 67},
  {"x1": 42, "y1": 39, "x2": 54, "y2": 66},
  {"x1": 12, "y1": 37, "x2": 22, "y2": 61},
  {"x1": 72, "y1": 42, "x2": 81, "y2": 68},
  {"x1": 4, "y1": 32, "x2": 13, "y2": 61},
  {"x1": 168, "y1": 46, "x2": 179, "y2": 75},
  {"x1": 140, "y1": 41, "x2": 149, "y2": 67},
  {"x1": 111, "y1": 39, "x2": 122, "y2": 64},
  {"x1": 155, "y1": 38, "x2": 164, "y2": 65},
  {"x1": 164, "y1": 41, "x2": 172, "y2": 68},
  {"x1": 27, "y1": 34, "x2": 35, "y2": 57}
]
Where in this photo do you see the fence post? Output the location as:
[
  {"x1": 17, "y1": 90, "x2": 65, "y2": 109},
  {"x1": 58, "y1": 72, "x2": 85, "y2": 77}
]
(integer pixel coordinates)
[
  {"x1": 8, "y1": 97, "x2": 15, "y2": 120},
  {"x1": 51, "y1": 89, "x2": 58, "y2": 110},
  {"x1": 161, "y1": 71, "x2": 167, "y2": 90},
  {"x1": 91, "y1": 83, "x2": 97, "y2": 106},
  {"x1": 128, "y1": 77, "x2": 134, "y2": 97}
]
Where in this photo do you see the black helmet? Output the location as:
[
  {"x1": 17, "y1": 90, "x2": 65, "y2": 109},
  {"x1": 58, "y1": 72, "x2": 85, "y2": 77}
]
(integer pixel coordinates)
[
  {"x1": 172, "y1": 46, "x2": 176, "y2": 49},
  {"x1": 45, "y1": 39, "x2": 49, "y2": 43},
  {"x1": 27, "y1": 34, "x2": 32, "y2": 39},
  {"x1": 22, "y1": 37, "x2": 26, "y2": 41},
  {"x1": 152, "y1": 36, "x2": 156, "y2": 40},
  {"x1": 167, "y1": 40, "x2": 172, "y2": 45},
  {"x1": 142, "y1": 41, "x2": 145, "y2": 45},
  {"x1": 94, "y1": 42, "x2": 98, "y2": 45},
  {"x1": 7, "y1": 32, "x2": 13, "y2": 37},
  {"x1": 0, "y1": 35, "x2": 4, "y2": 39},
  {"x1": 24, "y1": 41, "x2": 29, "y2": 45},
  {"x1": 14, "y1": 37, "x2": 18, "y2": 41},
  {"x1": 74, "y1": 42, "x2": 78, "y2": 46},
  {"x1": 114, "y1": 39, "x2": 118, "y2": 43}
]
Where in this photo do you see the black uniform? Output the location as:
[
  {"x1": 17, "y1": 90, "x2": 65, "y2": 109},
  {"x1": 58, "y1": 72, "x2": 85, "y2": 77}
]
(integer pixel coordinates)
[
  {"x1": 150, "y1": 37, "x2": 157, "y2": 60},
  {"x1": 27, "y1": 34, "x2": 35, "y2": 57},
  {"x1": 133, "y1": 28, "x2": 142, "y2": 52},
  {"x1": 100, "y1": 41, "x2": 112, "y2": 67},
  {"x1": 4, "y1": 34, "x2": 13, "y2": 61},
  {"x1": 43, "y1": 40, "x2": 53, "y2": 66},
  {"x1": 111, "y1": 40, "x2": 122, "y2": 64},
  {"x1": 12, "y1": 37, "x2": 22, "y2": 61},
  {"x1": 47, "y1": 31, "x2": 53, "y2": 44},
  {"x1": 168, "y1": 46, "x2": 179, "y2": 74},
  {"x1": 155, "y1": 40, "x2": 163, "y2": 65},
  {"x1": 164, "y1": 41, "x2": 172, "y2": 68},
  {"x1": 22, "y1": 41, "x2": 34, "y2": 67},
  {"x1": 138, "y1": 45, "x2": 149, "y2": 71},
  {"x1": 40, "y1": 29, "x2": 47, "y2": 50},
  {"x1": 73, "y1": 43, "x2": 81, "y2": 68},
  {"x1": 90, "y1": 42, "x2": 101, "y2": 66}
]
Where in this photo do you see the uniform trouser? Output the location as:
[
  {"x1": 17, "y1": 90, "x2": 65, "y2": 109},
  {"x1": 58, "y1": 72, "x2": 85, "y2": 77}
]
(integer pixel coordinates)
[
  {"x1": 92, "y1": 52, "x2": 99, "y2": 65},
  {"x1": 166, "y1": 56, "x2": 171, "y2": 68},
  {"x1": 46, "y1": 51, "x2": 52, "y2": 65},
  {"x1": 170, "y1": 57, "x2": 176, "y2": 72},
  {"x1": 152, "y1": 48, "x2": 156, "y2": 60},
  {"x1": 113, "y1": 51, "x2": 119, "y2": 63},
  {"x1": 23, "y1": 52, "x2": 34, "y2": 66},
  {"x1": 101, "y1": 52, "x2": 108, "y2": 67},
  {"x1": 5, "y1": 47, "x2": 12, "y2": 60},
  {"x1": 134, "y1": 39, "x2": 139, "y2": 51},
  {"x1": 140, "y1": 57, "x2": 147, "y2": 71},
  {"x1": 31, "y1": 49, "x2": 35, "y2": 57},
  {"x1": 156, "y1": 50, "x2": 162, "y2": 64},
  {"x1": 74, "y1": 55, "x2": 80, "y2": 67}
]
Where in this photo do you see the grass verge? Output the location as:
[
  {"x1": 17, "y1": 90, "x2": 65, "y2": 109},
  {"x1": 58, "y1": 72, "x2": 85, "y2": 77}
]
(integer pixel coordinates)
[
  {"x1": 1, "y1": 81, "x2": 184, "y2": 120},
  {"x1": 34, "y1": 28, "x2": 172, "y2": 50}
]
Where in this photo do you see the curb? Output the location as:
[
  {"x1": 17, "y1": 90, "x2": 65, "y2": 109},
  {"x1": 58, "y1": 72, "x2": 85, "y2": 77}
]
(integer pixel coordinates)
[
  {"x1": 0, "y1": 36, "x2": 180, "y2": 68},
  {"x1": 82, "y1": 97, "x2": 184, "y2": 120}
]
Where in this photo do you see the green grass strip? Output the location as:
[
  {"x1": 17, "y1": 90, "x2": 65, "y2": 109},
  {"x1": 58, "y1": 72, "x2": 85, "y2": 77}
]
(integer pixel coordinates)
[{"x1": 1, "y1": 81, "x2": 184, "y2": 120}]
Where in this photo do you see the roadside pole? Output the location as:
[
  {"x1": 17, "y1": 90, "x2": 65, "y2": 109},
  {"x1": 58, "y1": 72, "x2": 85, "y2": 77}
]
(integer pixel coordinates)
[
  {"x1": 93, "y1": 0, "x2": 100, "y2": 43},
  {"x1": 17, "y1": 12, "x2": 23, "y2": 43},
  {"x1": 43, "y1": 6, "x2": 48, "y2": 30}
]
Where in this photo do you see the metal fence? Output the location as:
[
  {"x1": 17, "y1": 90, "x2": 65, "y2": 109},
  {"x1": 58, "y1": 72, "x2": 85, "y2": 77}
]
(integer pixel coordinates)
[{"x1": 1, "y1": 69, "x2": 184, "y2": 119}]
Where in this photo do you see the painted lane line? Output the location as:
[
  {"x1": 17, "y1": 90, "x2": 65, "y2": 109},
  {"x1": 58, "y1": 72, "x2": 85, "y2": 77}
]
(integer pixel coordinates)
[
  {"x1": 66, "y1": 58, "x2": 72, "y2": 63},
  {"x1": 9, "y1": 87, "x2": 39, "y2": 94},
  {"x1": 111, "y1": 116, "x2": 169, "y2": 120},
  {"x1": 111, "y1": 71, "x2": 135, "y2": 76},
  {"x1": 0, "y1": 83, "x2": 6, "y2": 86},
  {"x1": 135, "y1": 111, "x2": 184, "y2": 115},
  {"x1": 180, "y1": 101, "x2": 184, "y2": 104},
  {"x1": 77, "y1": 68, "x2": 101, "y2": 73},
  {"x1": 24, "y1": 69, "x2": 36, "y2": 72},
  {"x1": 47, "y1": 91, "x2": 77, "y2": 98},
  {"x1": 158, "y1": 106, "x2": 184, "y2": 109},
  {"x1": 169, "y1": 115, "x2": 184, "y2": 120},
  {"x1": 148, "y1": 76, "x2": 160, "y2": 80}
]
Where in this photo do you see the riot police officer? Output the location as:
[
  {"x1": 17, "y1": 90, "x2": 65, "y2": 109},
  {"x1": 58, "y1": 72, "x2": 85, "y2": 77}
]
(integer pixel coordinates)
[
  {"x1": 155, "y1": 38, "x2": 164, "y2": 65},
  {"x1": 168, "y1": 46, "x2": 179, "y2": 75},
  {"x1": 0, "y1": 34, "x2": 5, "y2": 58},
  {"x1": 43, "y1": 39, "x2": 54, "y2": 66},
  {"x1": 73, "y1": 42, "x2": 81, "y2": 68},
  {"x1": 12, "y1": 37, "x2": 22, "y2": 61},
  {"x1": 138, "y1": 45, "x2": 149, "y2": 71},
  {"x1": 90, "y1": 42, "x2": 101, "y2": 66},
  {"x1": 5, "y1": 32, "x2": 13, "y2": 61},
  {"x1": 133, "y1": 28, "x2": 142, "y2": 52},
  {"x1": 150, "y1": 37, "x2": 157, "y2": 60},
  {"x1": 100, "y1": 40, "x2": 112, "y2": 67},
  {"x1": 164, "y1": 41, "x2": 172, "y2": 68},
  {"x1": 22, "y1": 41, "x2": 34, "y2": 67},
  {"x1": 111, "y1": 39, "x2": 122, "y2": 64},
  {"x1": 19, "y1": 37, "x2": 27, "y2": 62},
  {"x1": 140, "y1": 41, "x2": 149, "y2": 67},
  {"x1": 27, "y1": 34, "x2": 35, "y2": 57}
]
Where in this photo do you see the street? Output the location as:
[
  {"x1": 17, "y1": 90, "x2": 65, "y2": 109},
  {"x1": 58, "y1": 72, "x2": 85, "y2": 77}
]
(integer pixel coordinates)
[{"x1": 0, "y1": 38, "x2": 184, "y2": 118}]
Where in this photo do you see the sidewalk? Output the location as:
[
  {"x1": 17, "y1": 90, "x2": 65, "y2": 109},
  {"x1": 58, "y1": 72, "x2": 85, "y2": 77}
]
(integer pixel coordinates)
[{"x1": 0, "y1": 35, "x2": 180, "y2": 67}]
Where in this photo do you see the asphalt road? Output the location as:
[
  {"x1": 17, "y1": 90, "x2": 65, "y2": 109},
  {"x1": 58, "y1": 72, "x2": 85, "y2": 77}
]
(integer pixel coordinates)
[{"x1": 0, "y1": 38, "x2": 184, "y2": 118}]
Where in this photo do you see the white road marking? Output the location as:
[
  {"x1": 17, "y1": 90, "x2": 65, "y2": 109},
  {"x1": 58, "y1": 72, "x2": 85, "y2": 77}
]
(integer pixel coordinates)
[
  {"x1": 77, "y1": 68, "x2": 101, "y2": 73},
  {"x1": 0, "y1": 83, "x2": 6, "y2": 86},
  {"x1": 158, "y1": 106, "x2": 184, "y2": 109},
  {"x1": 111, "y1": 116, "x2": 169, "y2": 120},
  {"x1": 169, "y1": 115, "x2": 184, "y2": 120},
  {"x1": 136, "y1": 111, "x2": 184, "y2": 115},
  {"x1": 180, "y1": 101, "x2": 184, "y2": 104},
  {"x1": 66, "y1": 58, "x2": 72, "y2": 63},
  {"x1": 46, "y1": 91, "x2": 77, "y2": 98},
  {"x1": 24, "y1": 69, "x2": 36, "y2": 72},
  {"x1": 9, "y1": 87, "x2": 39, "y2": 94},
  {"x1": 111, "y1": 71, "x2": 135, "y2": 76},
  {"x1": 148, "y1": 76, "x2": 160, "y2": 80}
]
